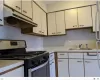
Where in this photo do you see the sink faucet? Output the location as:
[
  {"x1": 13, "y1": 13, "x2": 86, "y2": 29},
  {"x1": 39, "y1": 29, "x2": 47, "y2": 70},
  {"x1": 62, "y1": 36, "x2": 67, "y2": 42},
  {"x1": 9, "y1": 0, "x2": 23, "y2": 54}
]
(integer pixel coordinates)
[{"x1": 79, "y1": 44, "x2": 83, "y2": 49}]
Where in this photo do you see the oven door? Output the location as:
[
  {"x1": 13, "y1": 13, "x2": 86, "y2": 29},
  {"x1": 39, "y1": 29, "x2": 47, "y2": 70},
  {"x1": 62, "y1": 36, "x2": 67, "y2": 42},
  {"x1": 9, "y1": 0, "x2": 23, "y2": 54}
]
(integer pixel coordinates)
[{"x1": 28, "y1": 60, "x2": 50, "y2": 77}]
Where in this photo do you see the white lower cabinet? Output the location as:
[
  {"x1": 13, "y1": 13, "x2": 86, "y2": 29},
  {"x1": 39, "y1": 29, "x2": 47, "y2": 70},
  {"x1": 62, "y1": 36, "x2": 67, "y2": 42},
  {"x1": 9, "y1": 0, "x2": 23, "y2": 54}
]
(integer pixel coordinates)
[
  {"x1": 58, "y1": 59, "x2": 69, "y2": 77},
  {"x1": 49, "y1": 59, "x2": 56, "y2": 77},
  {"x1": 84, "y1": 60, "x2": 100, "y2": 77},
  {"x1": 69, "y1": 59, "x2": 84, "y2": 77},
  {"x1": 0, "y1": 66, "x2": 24, "y2": 77}
]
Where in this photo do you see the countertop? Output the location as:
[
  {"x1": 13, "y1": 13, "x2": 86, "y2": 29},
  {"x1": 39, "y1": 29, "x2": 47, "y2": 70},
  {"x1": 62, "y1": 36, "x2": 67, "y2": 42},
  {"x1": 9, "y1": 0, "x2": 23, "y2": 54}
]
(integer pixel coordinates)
[
  {"x1": 49, "y1": 49, "x2": 100, "y2": 53},
  {"x1": 0, "y1": 60, "x2": 24, "y2": 74}
]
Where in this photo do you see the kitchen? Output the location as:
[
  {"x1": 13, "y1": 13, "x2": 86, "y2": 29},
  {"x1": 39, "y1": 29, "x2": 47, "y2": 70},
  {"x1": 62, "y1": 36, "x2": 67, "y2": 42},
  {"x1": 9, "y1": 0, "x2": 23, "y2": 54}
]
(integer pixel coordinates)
[{"x1": 0, "y1": 0, "x2": 100, "y2": 77}]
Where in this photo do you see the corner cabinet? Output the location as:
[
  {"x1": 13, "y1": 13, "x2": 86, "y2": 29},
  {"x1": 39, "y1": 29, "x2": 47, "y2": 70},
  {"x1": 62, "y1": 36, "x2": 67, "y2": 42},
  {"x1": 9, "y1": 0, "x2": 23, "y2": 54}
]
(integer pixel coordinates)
[
  {"x1": 0, "y1": 0, "x2": 4, "y2": 25},
  {"x1": 22, "y1": 0, "x2": 32, "y2": 19},
  {"x1": 48, "y1": 13, "x2": 56, "y2": 35},
  {"x1": 48, "y1": 11, "x2": 66, "y2": 36},
  {"x1": 33, "y1": 2, "x2": 47, "y2": 36}
]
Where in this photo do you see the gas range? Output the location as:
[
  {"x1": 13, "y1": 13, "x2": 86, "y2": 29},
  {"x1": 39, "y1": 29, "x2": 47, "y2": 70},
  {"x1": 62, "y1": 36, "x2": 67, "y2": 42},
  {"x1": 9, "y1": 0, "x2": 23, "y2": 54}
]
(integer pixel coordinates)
[
  {"x1": 0, "y1": 40, "x2": 49, "y2": 77},
  {"x1": 0, "y1": 51, "x2": 48, "y2": 60}
]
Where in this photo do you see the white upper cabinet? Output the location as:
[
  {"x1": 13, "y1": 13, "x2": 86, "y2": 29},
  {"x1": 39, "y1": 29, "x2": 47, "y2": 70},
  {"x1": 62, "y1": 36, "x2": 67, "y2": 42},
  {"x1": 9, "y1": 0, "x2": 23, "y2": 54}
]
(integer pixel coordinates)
[
  {"x1": 4, "y1": 0, "x2": 21, "y2": 13},
  {"x1": 22, "y1": 0, "x2": 32, "y2": 19},
  {"x1": 92, "y1": 5, "x2": 99, "y2": 32},
  {"x1": 41, "y1": 10, "x2": 47, "y2": 35},
  {"x1": 33, "y1": 2, "x2": 42, "y2": 34},
  {"x1": 78, "y1": 6, "x2": 92, "y2": 28},
  {"x1": 65, "y1": 9, "x2": 78, "y2": 29},
  {"x1": 48, "y1": 13, "x2": 56, "y2": 35},
  {"x1": 0, "y1": 0, "x2": 4, "y2": 25},
  {"x1": 56, "y1": 11, "x2": 66, "y2": 35}
]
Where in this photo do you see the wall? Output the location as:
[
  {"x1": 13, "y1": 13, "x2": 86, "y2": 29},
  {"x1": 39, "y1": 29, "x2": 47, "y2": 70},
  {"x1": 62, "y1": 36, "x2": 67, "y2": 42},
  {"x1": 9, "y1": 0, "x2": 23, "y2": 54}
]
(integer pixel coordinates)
[
  {"x1": 0, "y1": 25, "x2": 43, "y2": 51},
  {"x1": 43, "y1": 28, "x2": 96, "y2": 51},
  {"x1": 47, "y1": 1, "x2": 96, "y2": 12},
  {"x1": 34, "y1": 1, "x2": 47, "y2": 12}
]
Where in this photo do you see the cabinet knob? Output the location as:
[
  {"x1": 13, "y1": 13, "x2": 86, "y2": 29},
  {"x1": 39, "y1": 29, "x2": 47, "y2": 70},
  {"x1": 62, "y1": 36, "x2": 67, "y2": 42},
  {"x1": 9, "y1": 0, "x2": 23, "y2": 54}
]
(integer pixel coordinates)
[
  {"x1": 23, "y1": 10, "x2": 27, "y2": 13},
  {"x1": 16, "y1": 6, "x2": 20, "y2": 10}
]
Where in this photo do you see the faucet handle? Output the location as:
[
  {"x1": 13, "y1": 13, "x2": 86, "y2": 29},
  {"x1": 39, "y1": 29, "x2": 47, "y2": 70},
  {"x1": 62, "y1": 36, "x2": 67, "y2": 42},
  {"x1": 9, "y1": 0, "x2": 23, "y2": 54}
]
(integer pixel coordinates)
[{"x1": 86, "y1": 44, "x2": 88, "y2": 49}]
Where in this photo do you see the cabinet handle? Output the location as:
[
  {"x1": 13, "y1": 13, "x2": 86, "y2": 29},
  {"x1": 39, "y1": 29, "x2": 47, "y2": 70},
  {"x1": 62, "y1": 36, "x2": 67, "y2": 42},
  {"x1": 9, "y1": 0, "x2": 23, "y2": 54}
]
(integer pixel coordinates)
[
  {"x1": 50, "y1": 62, "x2": 54, "y2": 65},
  {"x1": 80, "y1": 25, "x2": 84, "y2": 27},
  {"x1": 85, "y1": 61, "x2": 91, "y2": 63},
  {"x1": 16, "y1": 6, "x2": 20, "y2": 10},
  {"x1": 73, "y1": 25, "x2": 77, "y2": 27},
  {"x1": 57, "y1": 32, "x2": 61, "y2": 34},
  {"x1": 23, "y1": 10, "x2": 27, "y2": 13},
  {"x1": 52, "y1": 33, "x2": 55, "y2": 34},
  {"x1": 0, "y1": 19, "x2": 2, "y2": 21},
  {"x1": 77, "y1": 61, "x2": 82, "y2": 62},
  {"x1": 39, "y1": 31, "x2": 42, "y2": 33},
  {"x1": 59, "y1": 53, "x2": 65, "y2": 55},
  {"x1": 58, "y1": 60, "x2": 63, "y2": 62}
]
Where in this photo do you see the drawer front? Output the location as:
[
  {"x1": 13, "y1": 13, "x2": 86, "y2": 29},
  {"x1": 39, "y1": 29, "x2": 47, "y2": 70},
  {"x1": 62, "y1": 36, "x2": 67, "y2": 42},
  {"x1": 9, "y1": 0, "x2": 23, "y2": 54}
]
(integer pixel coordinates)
[
  {"x1": 84, "y1": 53, "x2": 98, "y2": 59},
  {"x1": 69, "y1": 53, "x2": 83, "y2": 59},
  {"x1": 49, "y1": 53, "x2": 55, "y2": 61},
  {"x1": 57, "y1": 53, "x2": 68, "y2": 58}
]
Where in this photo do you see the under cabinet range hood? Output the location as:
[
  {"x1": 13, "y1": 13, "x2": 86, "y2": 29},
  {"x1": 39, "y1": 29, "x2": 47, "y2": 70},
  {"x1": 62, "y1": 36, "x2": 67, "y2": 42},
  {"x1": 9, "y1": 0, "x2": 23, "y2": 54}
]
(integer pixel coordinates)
[{"x1": 4, "y1": 6, "x2": 37, "y2": 28}]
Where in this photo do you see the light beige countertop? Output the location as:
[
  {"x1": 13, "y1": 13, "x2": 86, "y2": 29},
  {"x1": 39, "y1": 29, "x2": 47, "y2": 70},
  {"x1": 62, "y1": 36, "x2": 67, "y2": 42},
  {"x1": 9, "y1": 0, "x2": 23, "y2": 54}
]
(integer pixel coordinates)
[
  {"x1": 48, "y1": 49, "x2": 100, "y2": 53},
  {"x1": 0, "y1": 60, "x2": 24, "y2": 74}
]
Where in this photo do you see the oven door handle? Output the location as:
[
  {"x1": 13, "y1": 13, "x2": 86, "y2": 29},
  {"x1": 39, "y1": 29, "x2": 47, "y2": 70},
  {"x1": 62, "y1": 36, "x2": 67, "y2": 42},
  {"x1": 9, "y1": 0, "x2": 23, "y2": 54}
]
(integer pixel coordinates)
[{"x1": 31, "y1": 60, "x2": 49, "y2": 72}]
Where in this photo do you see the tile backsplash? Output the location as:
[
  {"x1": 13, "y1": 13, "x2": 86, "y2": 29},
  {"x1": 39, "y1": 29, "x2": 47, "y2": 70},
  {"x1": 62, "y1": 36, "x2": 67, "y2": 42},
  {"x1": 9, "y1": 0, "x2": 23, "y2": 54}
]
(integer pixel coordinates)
[{"x1": 43, "y1": 28, "x2": 97, "y2": 51}]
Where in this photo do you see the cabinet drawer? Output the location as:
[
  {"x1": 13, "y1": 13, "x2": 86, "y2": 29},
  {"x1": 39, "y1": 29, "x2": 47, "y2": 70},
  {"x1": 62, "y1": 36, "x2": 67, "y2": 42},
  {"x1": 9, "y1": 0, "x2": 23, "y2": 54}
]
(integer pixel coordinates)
[
  {"x1": 49, "y1": 53, "x2": 55, "y2": 61},
  {"x1": 57, "y1": 53, "x2": 68, "y2": 58},
  {"x1": 84, "y1": 53, "x2": 98, "y2": 59},
  {"x1": 69, "y1": 53, "x2": 83, "y2": 59}
]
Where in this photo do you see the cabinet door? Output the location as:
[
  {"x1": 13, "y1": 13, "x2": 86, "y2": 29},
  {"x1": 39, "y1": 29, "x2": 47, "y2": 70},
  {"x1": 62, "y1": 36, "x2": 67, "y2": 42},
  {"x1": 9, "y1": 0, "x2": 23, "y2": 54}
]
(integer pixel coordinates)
[
  {"x1": 92, "y1": 5, "x2": 99, "y2": 32},
  {"x1": 78, "y1": 6, "x2": 92, "y2": 28},
  {"x1": 49, "y1": 59, "x2": 56, "y2": 77},
  {"x1": 58, "y1": 59, "x2": 69, "y2": 77},
  {"x1": 48, "y1": 13, "x2": 56, "y2": 35},
  {"x1": 69, "y1": 59, "x2": 84, "y2": 77},
  {"x1": 4, "y1": 0, "x2": 21, "y2": 12},
  {"x1": 85, "y1": 60, "x2": 100, "y2": 77},
  {"x1": 0, "y1": 0, "x2": 3, "y2": 25},
  {"x1": 41, "y1": 10, "x2": 47, "y2": 35},
  {"x1": 56, "y1": 11, "x2": 66, "y2": 35},
  {"x1": 33, "y1": 2, "x2": 42, "y2": 34},
  {"x1": 22, "y1": 0, "x2": 32, "y2": 19},
  {"x1": 65, "y1": 9, "x2": 78, "y2": 29},
  {"x1": 0, "y1": 66, "x2": 24, "y2": 77}
]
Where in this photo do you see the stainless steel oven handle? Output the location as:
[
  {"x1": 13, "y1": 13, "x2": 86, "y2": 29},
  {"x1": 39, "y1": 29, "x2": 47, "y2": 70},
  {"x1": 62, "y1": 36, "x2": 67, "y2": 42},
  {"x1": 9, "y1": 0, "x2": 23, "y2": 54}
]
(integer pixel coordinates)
[{"x1": 31, "y1": 60, "x2": 49, "y2": 72}]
